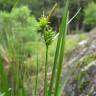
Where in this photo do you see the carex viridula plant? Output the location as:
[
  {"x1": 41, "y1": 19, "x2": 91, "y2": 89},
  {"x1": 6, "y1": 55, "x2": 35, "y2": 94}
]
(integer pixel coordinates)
[
  {"x1": 38, "y1": 3, "x2": 58, "y2": 96},
  {"x1": 39, "y1": 14, "x2": 55, "y2": 96},
  {"x1": 39, "y1": 1, "x2": 81, "y2": 96},
  {"x1": 38, "y1": 2, "x2": 69, "y2": 96}
]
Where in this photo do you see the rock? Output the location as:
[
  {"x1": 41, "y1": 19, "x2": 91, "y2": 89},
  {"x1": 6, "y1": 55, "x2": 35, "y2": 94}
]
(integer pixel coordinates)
[
  {"x1": 89, "y1": 27, "x2": 96, "y2": 38},
  {"x1": 78, "y1": 40, "x2": 87, "y2": 46},
  {"x1": 62, "y1": 35, "x2": 96, "y2": 96}
]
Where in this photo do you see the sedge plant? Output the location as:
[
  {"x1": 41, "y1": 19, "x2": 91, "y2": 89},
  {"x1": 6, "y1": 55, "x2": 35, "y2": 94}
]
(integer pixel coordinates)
[
  {"x1": 39, "y1": 16, "x2": 55, "y2": 96},
  {"x1": 48, "y1": 2, "x2": 69, "y2": 96},
  {"x1": 39, "y1": 1, "x2": 81, "y2": 96},
  {"x1": 38, "y1": 2, "x2": 69, "y2": 96},
  {"x1": 0, "y1": 1, "x2": 81, "y2": 96}
]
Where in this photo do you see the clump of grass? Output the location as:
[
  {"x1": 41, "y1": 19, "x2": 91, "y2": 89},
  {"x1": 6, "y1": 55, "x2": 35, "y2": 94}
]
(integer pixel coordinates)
[
  {"x1": 38, "y1": 3, "x2": 58, "y2": 96},
  {"x1": 38, "y1": 1, "x2": 81, "y2": 96},
  {"x1": 38, "y1": 1, "x2": 69, "y2": 96},
  {"x1": 48, "y1": 2, "x2": 69, "y2": 96}
]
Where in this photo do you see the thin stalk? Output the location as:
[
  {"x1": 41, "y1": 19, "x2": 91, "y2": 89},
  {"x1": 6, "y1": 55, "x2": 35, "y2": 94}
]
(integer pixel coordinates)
[
  {"x1": 53, "y1": 8, "x2": 81, "y2": 40},
  {"x1": 67, "y1": 8, "x2": 81, "y2": 24},
  {"x1": 44, "y1": 46, "x2": 49, "y2": 96},
  {"x1": 34, "y1": 52, "x2": 39, "y2": 96},
  {"x1": 47, "y1": 3, "x2": 58, "y2": 21}
]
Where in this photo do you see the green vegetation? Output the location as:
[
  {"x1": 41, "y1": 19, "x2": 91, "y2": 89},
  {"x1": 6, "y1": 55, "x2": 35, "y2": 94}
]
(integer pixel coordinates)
[
  {"x1": 0, "y1": 0, "x2": 95, "y2": 96},
  {"x1": 0, "y1": 6, "x2": 39, "y2": 96},
  {"x1": 0, "y1": 0, "x2": 96, "y2": 31},
  {"x1": 77, "y1": 53, "x2": 96, "y2": 68},
  {"x1": 84, "y1": 2, "x2": 96, "y2": 25}
]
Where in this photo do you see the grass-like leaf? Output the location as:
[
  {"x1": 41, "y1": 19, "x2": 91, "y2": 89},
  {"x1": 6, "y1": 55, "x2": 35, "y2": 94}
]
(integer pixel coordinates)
[
  {"x1": 0, "y1": 58, "x2": 10, "y2": 96},
  {"x1": 48, "y1": 1, "x2": 69, "y2": 96},
  {"x1": 54, "y1": 5, "x2": 69, "y2": 96}
]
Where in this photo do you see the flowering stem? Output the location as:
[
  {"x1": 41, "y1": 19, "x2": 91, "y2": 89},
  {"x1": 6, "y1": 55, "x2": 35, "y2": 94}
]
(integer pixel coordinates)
[{"x1": 44, "y1": 45, "x2": 49, "y2": 96}]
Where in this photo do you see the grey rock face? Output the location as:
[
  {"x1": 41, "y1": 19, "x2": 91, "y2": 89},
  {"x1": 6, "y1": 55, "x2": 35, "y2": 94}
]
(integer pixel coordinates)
[{"x1": 62, "y1": 36, "x2": 96, "y2": 96}]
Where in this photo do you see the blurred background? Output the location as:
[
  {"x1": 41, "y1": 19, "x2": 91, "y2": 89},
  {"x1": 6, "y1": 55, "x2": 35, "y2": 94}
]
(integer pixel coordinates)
[{"x1": 0, "y1": 0, "x2": 96, "y2": 32}]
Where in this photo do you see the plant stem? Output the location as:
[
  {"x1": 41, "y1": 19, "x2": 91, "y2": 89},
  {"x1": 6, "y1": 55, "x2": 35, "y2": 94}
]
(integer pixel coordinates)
[
  {"x1": 34, "y1": 53, "x2": 39, "y2": 96},
  {"x1": 44, "y1": 46, "x2": 49, "y2": 96}
]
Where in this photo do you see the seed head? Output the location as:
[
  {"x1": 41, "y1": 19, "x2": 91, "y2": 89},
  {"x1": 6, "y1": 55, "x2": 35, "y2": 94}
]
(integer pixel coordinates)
[
  {"x1": 39, "y1": 16, "x2": 48, "y2": 28},
  {"x1": 44, "y1": 28, "x2": 54, "y2": 46}
]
